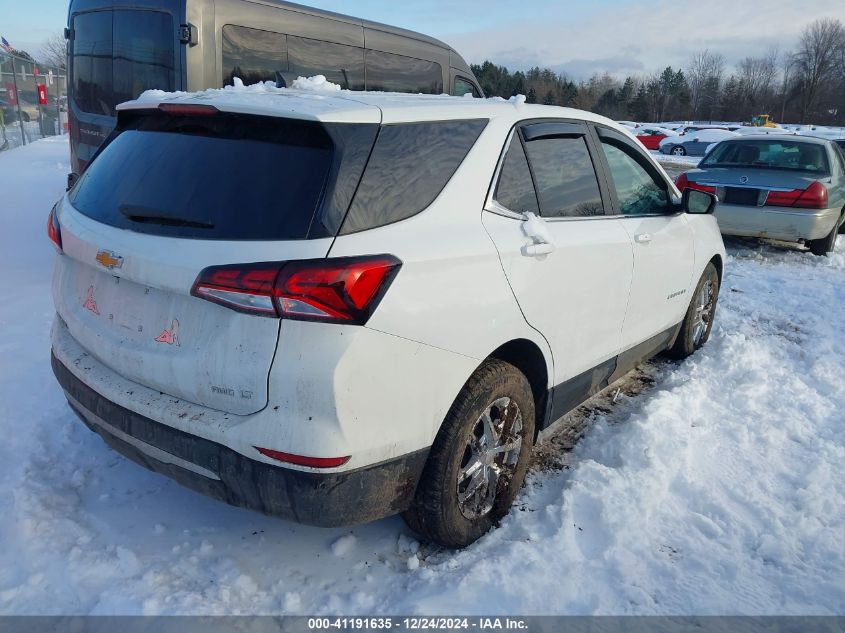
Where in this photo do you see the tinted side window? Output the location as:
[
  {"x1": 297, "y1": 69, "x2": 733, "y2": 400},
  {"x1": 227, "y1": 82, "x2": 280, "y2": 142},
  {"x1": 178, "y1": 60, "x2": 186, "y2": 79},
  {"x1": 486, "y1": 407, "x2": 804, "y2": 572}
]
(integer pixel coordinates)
[
  {"x1": 600, "y1": 140, "x2": 669, "y2": 216},
  {"x1": 340, "y1": 119, "x2": 488, "y2": 234},
  {"x1": 222, "y1": 25, "x2": 287, "y2": 87},
  {"x1": 288, "y1": 36, "x2": 364, "y2": 90},
  {"x1": 494, "y1": 137, "x2": 539, "y2": 214},
  {"x1": 365, "y1": 50, "x2": 443, "y2": 94},
  {"x1": 523, "y1": 136, "x2": 604, "y2": 218},
  {"x1": 454, "y1": 77, "x2": 479, "y2": 97}
]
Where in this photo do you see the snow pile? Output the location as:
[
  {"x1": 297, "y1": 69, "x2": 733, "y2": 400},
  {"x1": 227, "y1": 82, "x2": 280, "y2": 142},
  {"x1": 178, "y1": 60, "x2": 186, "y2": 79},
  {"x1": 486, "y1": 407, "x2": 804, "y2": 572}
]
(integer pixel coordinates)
[
  {"x1": 290, "y1": 75, "x2": 341, "y2": 92},
  {"x1": 0, "y1": 138, "x2": 844, "y2": 615}
]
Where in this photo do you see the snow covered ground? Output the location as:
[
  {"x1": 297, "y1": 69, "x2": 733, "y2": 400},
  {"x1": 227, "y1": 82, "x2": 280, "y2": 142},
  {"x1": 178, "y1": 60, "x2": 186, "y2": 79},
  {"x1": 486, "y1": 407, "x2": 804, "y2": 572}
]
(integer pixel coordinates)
[{"x1": 1, "y1": 137, "x2": 844, "y2": 615}]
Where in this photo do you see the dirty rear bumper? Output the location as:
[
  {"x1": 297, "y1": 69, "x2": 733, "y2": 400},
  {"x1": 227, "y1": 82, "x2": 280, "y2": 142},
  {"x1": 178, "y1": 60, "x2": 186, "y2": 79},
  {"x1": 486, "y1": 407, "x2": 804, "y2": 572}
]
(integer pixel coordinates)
[
  {"x1": 52, "y1": 354, "x2": 428, "y2": 527},
  {"x1": 714, "y1": 204, "x2": 840, "y2": 242}
]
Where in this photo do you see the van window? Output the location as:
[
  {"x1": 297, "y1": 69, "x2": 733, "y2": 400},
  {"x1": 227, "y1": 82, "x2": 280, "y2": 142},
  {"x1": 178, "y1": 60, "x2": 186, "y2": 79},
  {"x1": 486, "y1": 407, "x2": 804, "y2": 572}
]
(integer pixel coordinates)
[
  {"x1": 454, "y1": 77, "x2": 479, "y2": 98},
  {"x1": 72, "y1": 9, "x2": 175, "y2": 116},
  {"x1": 288, "y1": 36, "x2": 365, "y2": 90},
  {"x1": 494, "y1": 137, "x2": 539, "y2": 214},
  {"x1": 340, "y1": 119, "x2": 488, "y2": 234},
  {"x1": 222, "y1": 25, "x2": 287, "y2": 87},
  {"x1": 365, "y1": 50, "x2": 443, "y2": 94},
  {"x1": 523, "y1": 136, "x2": 604, "y2": 218}
]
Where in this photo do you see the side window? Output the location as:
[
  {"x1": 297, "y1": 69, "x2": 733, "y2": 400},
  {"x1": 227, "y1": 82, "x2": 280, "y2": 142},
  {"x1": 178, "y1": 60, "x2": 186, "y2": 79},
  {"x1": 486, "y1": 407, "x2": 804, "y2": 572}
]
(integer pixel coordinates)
[
  {"x1": 522, "y1": 136, "x2": 604, "y2": 218},
  {"x1": 599, "y1": 139, "x2": 670, "y2": 216},
  {"x1": 222, "y1": 25, "x2": 287, "y2": 87},
  {"x1": 454, "y1": 77, "x2": 479, "y2": 97},
  {"x1": 365, "y1": 50, "x2": 443, "y2": 94},
  {"x1": 288, "y1": 36, "x2": 365, "y2": 90},
  {"x1": 494, "y1": 137, "x2": 539, "y2": 214},
  {"x1": 340, "y1": 119, "x2": 488, "y2": 234}
]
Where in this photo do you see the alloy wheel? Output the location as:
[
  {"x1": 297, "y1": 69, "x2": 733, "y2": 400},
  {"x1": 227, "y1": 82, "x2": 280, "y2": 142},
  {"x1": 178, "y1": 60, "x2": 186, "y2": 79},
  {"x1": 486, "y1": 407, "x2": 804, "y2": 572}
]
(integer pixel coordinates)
[
  {"x1": 456, "y1": 397, "x2": 524, "y2": 520},
  {"x1": 692, "y1": 280, "x2": 715, "y2": 345}
]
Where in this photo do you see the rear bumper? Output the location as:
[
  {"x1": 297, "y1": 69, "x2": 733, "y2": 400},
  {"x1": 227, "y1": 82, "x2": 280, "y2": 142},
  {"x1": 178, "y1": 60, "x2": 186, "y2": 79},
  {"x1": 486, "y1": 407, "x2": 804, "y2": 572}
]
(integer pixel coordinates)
[
  {"x1": 52, "y1": 353, "x2": 428, "y2": 527},
  {"x1": 714, "y1": 204, "x2": 840, "y2": 241}
]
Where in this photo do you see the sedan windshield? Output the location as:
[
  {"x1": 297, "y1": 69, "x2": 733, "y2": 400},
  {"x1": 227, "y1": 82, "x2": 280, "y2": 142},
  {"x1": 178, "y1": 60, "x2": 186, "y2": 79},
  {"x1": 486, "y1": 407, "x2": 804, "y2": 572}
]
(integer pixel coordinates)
[{"x1": 701, "y1": 140, "x2": 830, "y2": 174}]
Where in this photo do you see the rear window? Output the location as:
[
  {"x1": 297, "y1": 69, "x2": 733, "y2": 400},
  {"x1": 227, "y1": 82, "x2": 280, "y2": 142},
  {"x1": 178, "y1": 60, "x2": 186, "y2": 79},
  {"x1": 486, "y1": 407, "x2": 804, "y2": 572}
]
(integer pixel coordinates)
[
  {"x1": 70, "y1": 113, "x2": 340, "y2": 240},
  {"x1": 701, "y1": 140, "x2": 830, "y2": 174},
  {"x1": 72, "y1": 9, "x2": 175, "y2": 116}
]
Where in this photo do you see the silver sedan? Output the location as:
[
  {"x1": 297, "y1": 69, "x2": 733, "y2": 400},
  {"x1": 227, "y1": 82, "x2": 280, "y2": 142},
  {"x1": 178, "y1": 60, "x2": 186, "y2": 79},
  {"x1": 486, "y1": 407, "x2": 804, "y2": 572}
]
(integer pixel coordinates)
[{"x1": 676, "y1": 135, "x2": 845, "y2": 255}]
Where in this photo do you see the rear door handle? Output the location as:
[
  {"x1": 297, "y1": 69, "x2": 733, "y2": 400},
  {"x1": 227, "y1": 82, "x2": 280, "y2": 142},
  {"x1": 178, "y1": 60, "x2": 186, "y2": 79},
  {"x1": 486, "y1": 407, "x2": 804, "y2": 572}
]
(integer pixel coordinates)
[
  {"x1": 634, "y1": 233, "x2": 652, "y2": 244},
  {"x1": 522, "y1": 242, "x2": 556, "y2": 257}
]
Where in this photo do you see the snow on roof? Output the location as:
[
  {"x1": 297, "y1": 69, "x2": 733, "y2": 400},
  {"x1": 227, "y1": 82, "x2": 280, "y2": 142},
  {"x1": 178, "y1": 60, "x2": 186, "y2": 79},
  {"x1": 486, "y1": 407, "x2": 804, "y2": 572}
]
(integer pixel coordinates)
[{"x1": 119, "y1": 76, "x2": 620, "y2": 128}]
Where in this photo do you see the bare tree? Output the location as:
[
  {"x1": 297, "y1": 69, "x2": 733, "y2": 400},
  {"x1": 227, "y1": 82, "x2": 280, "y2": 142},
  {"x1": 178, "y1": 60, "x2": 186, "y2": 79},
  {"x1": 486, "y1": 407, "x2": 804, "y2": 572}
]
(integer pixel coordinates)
[
  {"x1": 40, "y1": 32, "x2": 67, "y2": 70},
  {"x1": 779, "y1": 50, "x2": 796, "y2": 122},
  {"x1": 687, "y1": 49, "x2": 724, "y2": 119},
  {"x1": 794, "y1": 18, "x2": 845, "y2": 122},
  {"x1": 736, "y1": 50, "x2": 778, "y2": 116}
]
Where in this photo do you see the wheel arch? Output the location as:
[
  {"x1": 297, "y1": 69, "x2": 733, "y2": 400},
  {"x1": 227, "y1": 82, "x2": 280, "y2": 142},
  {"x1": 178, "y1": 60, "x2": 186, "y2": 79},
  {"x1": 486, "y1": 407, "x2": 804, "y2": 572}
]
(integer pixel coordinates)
[
  {"x1": 709, "y1": 253, "x2": 723, "y2": 283},
  {"x1": 486, "y1": 338, "x2": 551, "y2": 440}
]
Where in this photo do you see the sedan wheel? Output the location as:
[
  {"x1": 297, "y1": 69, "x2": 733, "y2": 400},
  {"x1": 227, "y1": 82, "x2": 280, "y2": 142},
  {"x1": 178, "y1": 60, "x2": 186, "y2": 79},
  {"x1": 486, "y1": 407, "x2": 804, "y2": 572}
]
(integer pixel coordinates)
[{"x1": 671, "y1": 146, "x2": 687, "y2": 156}]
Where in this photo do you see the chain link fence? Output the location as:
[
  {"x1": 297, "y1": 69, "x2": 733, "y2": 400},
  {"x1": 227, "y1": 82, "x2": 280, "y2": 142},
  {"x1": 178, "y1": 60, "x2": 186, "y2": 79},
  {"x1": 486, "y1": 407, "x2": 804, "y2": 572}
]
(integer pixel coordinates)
[{"x1": 1, "y1": 50, "x2": 67, "y2": 152}]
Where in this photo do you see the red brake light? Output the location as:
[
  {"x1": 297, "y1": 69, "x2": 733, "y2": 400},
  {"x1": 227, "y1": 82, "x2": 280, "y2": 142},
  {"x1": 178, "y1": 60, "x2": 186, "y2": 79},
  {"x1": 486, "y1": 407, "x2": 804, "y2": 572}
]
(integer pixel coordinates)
[
  {"x1": 793, "y1": 181, "x2": 828, "y2": 209},
  {"x1": 675, "y1": 173, "x2": 715, "y2": 194},
  {"x1": 158, "y1": 103, "x2": 219, "y2": 116},
  {"x1": 191, "y1": 255, "x2": 402, "y2": 323},
  {"x1": 47, "y1": 205, "x2": 62, "y2": 251},
  {"x1": 766, "y1": 182, "x2": 828, "y2": 209},
  {"x1": 255, "y1": 446, "x2": 350, "y2": 469}
]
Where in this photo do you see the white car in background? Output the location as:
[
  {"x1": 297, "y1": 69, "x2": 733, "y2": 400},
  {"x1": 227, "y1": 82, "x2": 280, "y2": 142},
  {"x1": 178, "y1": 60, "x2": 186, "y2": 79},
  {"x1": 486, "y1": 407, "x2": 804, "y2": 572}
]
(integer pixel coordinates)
[{"x1": 49, "y1": 87, "x2": 726, "y2": 548}]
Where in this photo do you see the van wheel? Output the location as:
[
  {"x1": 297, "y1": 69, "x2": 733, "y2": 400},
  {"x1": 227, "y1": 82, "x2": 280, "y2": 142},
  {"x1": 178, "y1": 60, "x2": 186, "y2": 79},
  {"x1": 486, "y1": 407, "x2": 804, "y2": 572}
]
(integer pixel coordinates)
[
  {"x1": 403, "y1": 359, "x2": 535, "y2": 548},
  {"x1": 808, "y1": 221, "x2": 839, "y2": 256},
  {"x1": 667, "y1": 262, "x2": 720, "y2": 360}
]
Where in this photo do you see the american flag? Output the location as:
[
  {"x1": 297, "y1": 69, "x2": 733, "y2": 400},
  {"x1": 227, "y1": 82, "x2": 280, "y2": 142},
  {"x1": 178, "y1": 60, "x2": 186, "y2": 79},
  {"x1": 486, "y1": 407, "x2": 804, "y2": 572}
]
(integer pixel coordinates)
[{"x1": 1, "y1": 36, "x2": 14, "y2": 54}]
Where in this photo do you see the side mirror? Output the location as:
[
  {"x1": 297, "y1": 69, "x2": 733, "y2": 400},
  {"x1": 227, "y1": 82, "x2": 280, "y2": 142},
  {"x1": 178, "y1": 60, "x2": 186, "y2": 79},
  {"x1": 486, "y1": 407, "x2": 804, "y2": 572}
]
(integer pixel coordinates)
[{"x1": 683, "y1": 188, "x2": 717, "y2": 215}]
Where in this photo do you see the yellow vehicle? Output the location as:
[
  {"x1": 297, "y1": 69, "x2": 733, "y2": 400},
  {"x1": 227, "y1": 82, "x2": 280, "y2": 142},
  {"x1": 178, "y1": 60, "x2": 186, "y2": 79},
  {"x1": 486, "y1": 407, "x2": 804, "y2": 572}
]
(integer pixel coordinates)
[{"x1": 751, "y1": 114, "x2": 778, "y2": 128}]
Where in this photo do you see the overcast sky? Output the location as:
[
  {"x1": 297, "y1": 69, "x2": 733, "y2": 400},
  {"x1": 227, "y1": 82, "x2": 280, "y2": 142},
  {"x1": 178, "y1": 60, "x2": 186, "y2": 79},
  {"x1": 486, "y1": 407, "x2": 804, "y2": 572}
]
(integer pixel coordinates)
[{"x1": 2, "y1": 0, "x2": 844, "y2": 78}]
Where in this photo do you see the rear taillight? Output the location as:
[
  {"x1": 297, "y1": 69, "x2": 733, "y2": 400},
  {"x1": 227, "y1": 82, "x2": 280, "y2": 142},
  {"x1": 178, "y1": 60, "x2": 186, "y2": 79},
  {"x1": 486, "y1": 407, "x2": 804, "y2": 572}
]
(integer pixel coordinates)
[
  {"x1": 675, "y1": 173, "x2": 715, "y2": 194},
  {"x1": 793, "y1": 181, "x2": 828, "y2": 209},
  {"x1": 766, "y1": 182, "x2": 828, "y2": 210},
  {"x1": 47, "y1": 204, "x2": 62, "y2": 251},
  {"x1": 191, "y1": 255, "x2": 402, "y2": 324},
  {"x1": 255, "y1": 446, "x2": 350, "y2": 469}
]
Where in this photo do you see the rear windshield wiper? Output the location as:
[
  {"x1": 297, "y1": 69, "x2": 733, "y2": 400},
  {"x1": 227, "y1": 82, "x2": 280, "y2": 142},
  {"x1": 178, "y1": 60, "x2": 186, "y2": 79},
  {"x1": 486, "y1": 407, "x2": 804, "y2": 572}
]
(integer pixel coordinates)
[{"x1": 119, "y1": 204, "x2": 215, "y2": 229}]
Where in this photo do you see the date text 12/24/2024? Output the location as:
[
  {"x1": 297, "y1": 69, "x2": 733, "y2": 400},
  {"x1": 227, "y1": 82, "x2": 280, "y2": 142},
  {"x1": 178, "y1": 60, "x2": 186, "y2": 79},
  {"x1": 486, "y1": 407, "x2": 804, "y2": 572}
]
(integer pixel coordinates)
[{"x1": 308, "y1": 618, "x2": 528, "y2": 631}]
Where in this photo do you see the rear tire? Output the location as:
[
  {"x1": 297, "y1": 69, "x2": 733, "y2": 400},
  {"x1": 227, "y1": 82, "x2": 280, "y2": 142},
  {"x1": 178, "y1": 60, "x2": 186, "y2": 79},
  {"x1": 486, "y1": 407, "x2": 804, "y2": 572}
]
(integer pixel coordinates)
[
  {"x1": 403, "y1": 359, "x2": 535, "y2": 549},
  {"x1": 667, "y1": 262, "x2": 720, "y2": 360},
  {"x1": 808, "y1": 220, "x2": 840, "y2": 256},
  {"x1": 671, "y1": 146, "x2": 687, "y2": 156}
]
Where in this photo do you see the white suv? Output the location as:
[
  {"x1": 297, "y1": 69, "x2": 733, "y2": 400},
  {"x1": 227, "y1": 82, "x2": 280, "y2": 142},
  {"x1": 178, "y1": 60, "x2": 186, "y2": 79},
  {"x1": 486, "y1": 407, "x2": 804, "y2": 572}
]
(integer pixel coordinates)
[{"x1": 49, "y1": 87, "x2": 725, "y2": 548}]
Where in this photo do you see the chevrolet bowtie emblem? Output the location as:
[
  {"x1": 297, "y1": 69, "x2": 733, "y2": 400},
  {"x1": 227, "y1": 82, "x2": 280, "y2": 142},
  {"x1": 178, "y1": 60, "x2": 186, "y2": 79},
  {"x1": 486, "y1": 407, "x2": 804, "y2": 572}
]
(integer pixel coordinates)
[{"x1": 96, "y1": 250, "x2": 124, "y2": 270}]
